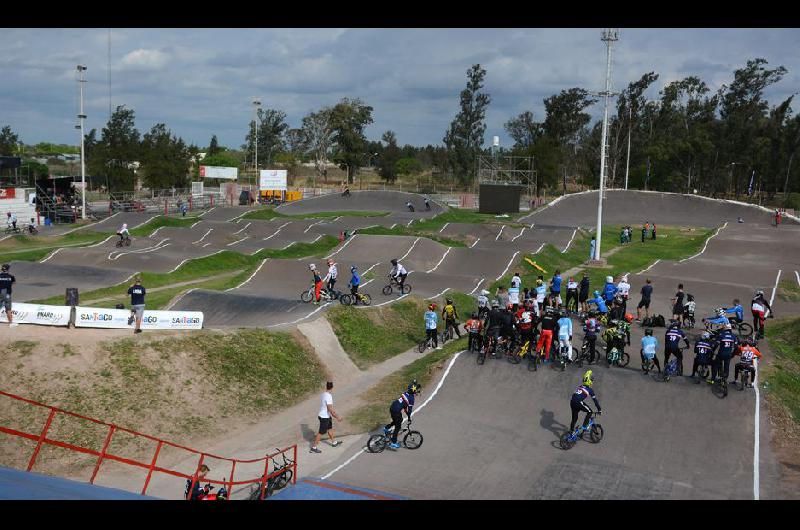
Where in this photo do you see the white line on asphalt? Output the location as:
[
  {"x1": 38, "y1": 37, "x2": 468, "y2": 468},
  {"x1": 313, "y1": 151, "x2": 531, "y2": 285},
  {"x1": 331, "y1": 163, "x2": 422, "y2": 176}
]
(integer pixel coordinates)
[
  {"x1": 203, "y1": 243, "x2": 211, "y2": 248},
  {"x1": 262, "y1": 221, "x2": 291, "y2": 241},
  {"x1": 226, "y1": 237, "x2": 249, "y2": 247},
  {"x1": 428, "y1": 287, "x2": 450, "y2": 300},
  {"x1": 561, "y1": 229, "x2": 577, "y2": 253},
  {"x1": 325, "y1": 234, "x2": 358, "y2": 259},
  {"x1": 753, "y1": 355, "x2": 761, "y2": 501},
  {"x1": 269, "y1": 302, "x2": 333, "y2": 327},
  {"x1": 130, "y1": 217, "x2": 155, "y2": 230},
  {"x1": 304, "y1": 220, "x2": 325, "y2": 233},
  {"x1": 770, "y1": 269, "x2": 782, "y2": 307},
  {"x1": 321, "y1": 350, "x2": 465, "y2": 480},
  {"x1": 87, "y1": 234, "x2": 116, "y2": 248},
  {"x1": 637, "y1": 259, "x2": 661, "y2": 275},
  {"x1": 495, "y1": 251, "x2": 520, "y2": 281},
  {"x1": 149, "y1": 227, "x2": 166, "y2": 238},
  {"x1": 39, "y1": 247, "x2": 63, "y2": 263},
  {"x1": 282, "y1": 241, "x2": 296, "y2": 250},
  {"x1": 370, "y1": 293, "x2": 409, "y2": 307},
  {"x1": 226, "y1": 211, "x2": 249, "y2": 223},
  {"x1": 233, "y1": 222, "x2": 251, "y2": 235},
  {"x1": 390, "y1": 223, "x2": 397, "y2": 229},
  {"x1": 795, "y1": 270, "x2": 799, "y2": 287},
  {"x1": 364, "y1": 262, "x2": 381, "y2": 274},
  {"x1": 495, "y1": 226, "x2": 505, "y2": 241},
  {"x1": 310, "y1": 235, "x2": 322, "y2": 244},
  {"x1": 198, "y1": 207, "x2": 216, "y2": 217},
  {"x1": 426, "y1": 247, "x2": 452, "y2": 273},
  {"x1": 226, "y1": 259, "x2": 269, "y2": 291},
  {"x1": 108, "y1": 238, "x2": 170, "y2": 260},
  {"x1": 361, "y1": 278, "x2": 374, "y2": 288},
  {"x1": 164, "y1": 288, "x2": 197, "y2": 311},
  {"x1": 678, "y1": 221, "x2": 728, "y2": 262},
  {"x1": 61, "y1": 212, "x2": 120, "y2": 235},
  {"x1": 439, "y1": 222, "x2": 449, "y2": 233},
  {"x1": 166, "y1": 249, "x2": 224, "y2": 273},
  {"x1": 192, "y1": 228, "x2": 214, "y2": 244},
  {"x1": 469, "y1": 278, "x2": 485, "y2": 295},
  {"x1": 406, "y1": 219, "x2": 414, "y2": 228},
  {"x1": 398, "y1": 237, "x2": 421, "y2": 261},
  {"x1": 190, "y1": 220, "x2": 202, "y2": 229},
  {"x1": 511, "y1": 227, "x2": 526, "y2": 242},
  {"x1": 470, "y1": 238, "x2": 480, "y2": 248},
  {"x1": 534, "y1": 243, "x2": 545, "y2": 254},
  {"x1": 529, "y1": 222, "x2": 535, "y2": 229}
]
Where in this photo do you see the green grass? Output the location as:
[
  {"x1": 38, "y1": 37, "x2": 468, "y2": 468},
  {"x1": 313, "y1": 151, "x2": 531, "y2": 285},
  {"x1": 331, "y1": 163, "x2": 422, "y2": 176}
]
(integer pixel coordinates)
[
  {"x1": 764, "y1": 317, "x2": 800, "y2": 423},
  {"x1": 357, "y1": 225, "x2": 466, "y2": 247},
  {"x1": 0, "y1": 230, "x2": 115, "y2": 263},
  {"x1": 128, "y1": 215, "x2": 201, "y2": 237},
  {"x1": 7, "y1": 341, "x2": 38, "y2": 357},
  {"x1": 777, "y1": 279, "x2": 800, "y2": 303},
  {"x1": 243, "y1": 207, "x2": 389, "y2": 221},
  {"x1": 253, "y1": 235, "x2": 340, "y2": 259}
]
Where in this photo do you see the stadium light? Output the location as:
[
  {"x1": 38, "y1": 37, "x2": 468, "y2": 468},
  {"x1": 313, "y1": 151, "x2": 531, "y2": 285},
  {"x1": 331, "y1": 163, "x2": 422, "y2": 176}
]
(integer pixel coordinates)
[{"x1": 77, "y1": 65, "x2": 88, "y2": 220}]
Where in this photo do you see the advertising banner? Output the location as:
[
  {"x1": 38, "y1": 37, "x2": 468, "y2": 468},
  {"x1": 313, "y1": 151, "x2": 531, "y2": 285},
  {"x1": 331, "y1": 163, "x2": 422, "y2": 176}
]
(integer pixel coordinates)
[
  {"x1": 259, "y1": 170, "x2": 287, "y2": 191},
  {"x1": 74, "y1": 307, "x2": 204, "y2": 330},
  {"x1": 200, "y1": 166, "x2": 238, "y2": 180},
  {"x1": 0, "y1": 188, "x2": 17, "y2": 199},
  {"x1": 0, "y1": 303, "x2": 70, "y2": 326}
]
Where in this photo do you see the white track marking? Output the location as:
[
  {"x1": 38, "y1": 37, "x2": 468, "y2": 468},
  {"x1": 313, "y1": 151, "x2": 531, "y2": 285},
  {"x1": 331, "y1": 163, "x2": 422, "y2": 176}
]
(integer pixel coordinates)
[
  {"x1": 86, "y1": 234, "x2": 116, "y2": 248},
  {"x1": 310, "y1": 235, "x2": 322, "y2": 244},
  {"x1": 406, "y1": 219, "x2": 414, "y2": 228},
  {"x1": 795, "y1": 270, "x2": 799, "y2": 287},
  {"x1": 678, "y1": 221, "x2": 728, "y2": 262},
  {"x1": 325, "y1": 234, "x2": 358, "y2": 259},
  {"x1": 322, "y1": 350, "x2": 465, "y2": 480},
  {"x1": 130, "y1": 217, "x2": 155, "y2": 230},
  {"x1": 469, "y1": 278, "x2": 485, "y2": 295},
  {"x1": 192, "y1": 228, "x2": 214, "y2": 244},
  {"x1": 108, "y1": 238, "x2": 170, "y2": 260},
  {"x1": 390, "y1": 223, "x2": 397, "y2": 229},
  {"x1": 39, "y1": 248, "x2": 63, "y2": 263},
  {"x1": 561, "y1": 229, "x2": 577, "y2": 253},
  {"x1": 226, "y1": 237, "x2": 249, "y2": 247},
  {"x1": 769, "y1": 269, "x2": 781, "y2": 307},
  {"x1": 369, "y1": 293, "x2": 410, "y2": 307},
  {"x1": 61, "y1": 212, "x2": 120, "y2": 235},
  {"x1": 637, "y1": 259, "x2": 661, "y2": 275},
  {"x1": 198, "y1": 207, "x2": 216, "y2": 217},
  {"x1": 360, "y1": 278, "x2": 375, "y2": 288},
  {"x1": 398, "y1": 237, "x2": 421, "y2": 261},
  {"x1": 149, "y1": 227, "x2": 166, "y2": 238},
  {"x1": 495, "y1": 226, "x2": 505, "y2": 241},
  {"x1": 529, "y1": 222, "x2": 535, "y2": 229},
  {"x1": 359, "y1": 224, "x2": 378, "y2": 231},
  {"x1": 495, "y1": 251, "x2": 520, "y2": 281},
  {"x1": 190, "y1": 220, "x2": 203, "y2": 229},
  {"x1": 167, "y1": 249, "x2": 225, "y2": 274},
  {"x1": 470, "y1": 238, "x2": 480, "y2": 248},
  {"x1": 203, "y1": 243, "x2": 211, "y2": 248},
  {"x1": 226, "y1": 211, "x2": 249, "y2": 223},
  {"x1": 511, "y1": 227, "x2": 526, "y2": 242},
  {"x1": 268, "y1": 302, "x2": 333, "y2": 328},
  {"x1": 233, "y1": 222, "x2": 251, "y2": 235},
  {"x1": 428, "y1": 287, "x2": 451, "y2": 300},
  {"x1": 364, "y1": 262, "x2": 381, "y2": 275},
  {"x1": 426, "y1": 248, "x2": 452, "y2": 273},
  {"x1": 281, "y1": 241, "x2": 296, "y2": 250},
  {"x1": 304, "y1": 220, "x2": 325, "y2": 233},
  {"x1": 753, "y1": 355, "x2": 761, "y2": 501},
  {"x1": 262, "y1": 222, "x2": 291, "y2": 241},
  {"x1": 439, "y1": 222, "x2": 450, "y2": 233},
  {"x1": 226, "y1": 259, "x2": 269, "y2": 291},
  {"x1": 164, "y1": 288, "x2": 197, "y2": 311},
  {"x1": 533, "y1": 243, "x2": 545, "y2": 254}
]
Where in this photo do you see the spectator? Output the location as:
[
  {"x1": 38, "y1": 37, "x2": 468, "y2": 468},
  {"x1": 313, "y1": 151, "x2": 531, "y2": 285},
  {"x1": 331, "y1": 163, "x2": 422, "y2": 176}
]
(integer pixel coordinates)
[
  {"x1": 579, "y1": 272, "x2": 591, "y2": 313},
  {"x1": 127, "y1": 277, "x2": 146, "y2": 334},
  {"x1": 311, "y1": 381, "x2": 342, "y2": 453},
  {"x1": 1, "y1": 263, "x2": 16, "y2": 327},
  {"x1": 637, "y1": 278, "x2": 653, "y2": 322},
  {"x1": 671, "y1": 283, "x2": 685, "y2": 321},
  {"x1": 641, "y1": 225, "x2": 647, "y2": 243},
  {"x1": 589, "y1": 235, "x2": 596, "y2": 260},
  {"x1": 651, "y1": 223, "x2": 657, "y2": 240},
  {"x1": 495, "y1": 286, "x2": 509, "y2": 309}
]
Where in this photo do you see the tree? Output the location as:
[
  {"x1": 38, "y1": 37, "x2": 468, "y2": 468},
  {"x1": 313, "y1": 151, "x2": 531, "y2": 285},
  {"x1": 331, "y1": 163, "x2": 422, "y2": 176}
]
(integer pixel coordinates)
[
  {"x1": 329, "y1": 97, "x2": 374, "y2": 184},
  {"x1": 301, "y1": 108, "x2": 334, "y2": 182},
  {"x1": 243, "y1": 108, "x2": 289, "y2": 168},
  {"x1": 443, "y1": 64, "x2": 491, "y2": 184},
  {"x1": 208, "y1": 135, "x2": 220, "y2": 156},
  {"x1": 504, "y1": 111, "x2": 542, "y2": 150},
  {"x1": 378, "y1": 130, "x2": 401, "y2": 182},
  {"x1": 395, "y1": 157, "x2": 423, "y2": 176},
  {"x1": 139, "y1": 123, "x2": 192, "y2": 189},
  {"x1": 0, "y1": 125, "x2": 21, "y2": 156},
  {"x1": 84, "y1": 105, "x2": 141, "y2": 192}
]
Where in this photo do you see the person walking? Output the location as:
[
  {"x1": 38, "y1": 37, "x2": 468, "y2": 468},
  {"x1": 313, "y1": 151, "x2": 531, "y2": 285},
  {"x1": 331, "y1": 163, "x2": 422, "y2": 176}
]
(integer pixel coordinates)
[
  {"x1": 310, "y1": 381, "x2": 342, "y2": 453},
  {"x1": 651, "y1": 223, "x2": 657, "y2": 240},
  {"x1": 636, "y1": 278, "x2": 653, "y2": 322},
  {"x1": 0, "y1": 263, "x2": 16, "y2": 327},
  {"x1": 641, "y1": 225, "x2": 647, "y2": 243},
  {"x1": 127, "y1": 277, "x2": 146, "y2": 334},
  {"x1": 589, "y1": 236, "x2": 596, "y2": 260}
]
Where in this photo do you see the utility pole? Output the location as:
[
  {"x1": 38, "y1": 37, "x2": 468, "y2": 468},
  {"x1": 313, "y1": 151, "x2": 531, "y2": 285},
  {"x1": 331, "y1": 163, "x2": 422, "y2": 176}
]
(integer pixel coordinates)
[
  {"x1": 253, "y1": 99, "x2": 261, "y2": 180},
  {"x1": 77, "y1": 65, "x2": 88, "y2": 220},
  {"x1": 593, "y1": 28, "x2": 619, "y2": 261},
  {"x1": 624, "y1": 105, "x2": 631, "y2": 190}
]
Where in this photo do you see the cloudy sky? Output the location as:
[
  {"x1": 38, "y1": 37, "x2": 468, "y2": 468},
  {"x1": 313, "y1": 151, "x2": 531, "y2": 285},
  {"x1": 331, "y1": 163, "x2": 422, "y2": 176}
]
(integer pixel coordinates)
[{"x1": 1, "y1": 28, "x2": 799, "y2": 150}]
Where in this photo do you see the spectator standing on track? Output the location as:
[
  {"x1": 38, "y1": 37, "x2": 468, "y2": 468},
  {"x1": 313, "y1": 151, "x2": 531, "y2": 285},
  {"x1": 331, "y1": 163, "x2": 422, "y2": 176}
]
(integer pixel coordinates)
[
  {"x1": 579, "y1": 272, "x2": 590, "y2": 314},
  {"x1": 636, "y1": 278, "x2": 653, "y2": 322},
  {"x1": 671, "y1": 283, "x2": 685, "y2": 321},
  {"x1": 589, "y1": 236, "x2": 596, "y2": 260},
  {"x1": 641, "y1": 225, "x2": 647, "y2": 243},
  {"x1": 0, "y1": 264, "x2": 16, "y2": 327},
  {"x1": 310, "y1": 382, "x2": 342, "y2": 453},
  {"x1": 127, "y1": 277, "x2": 146, "y2": 334}
]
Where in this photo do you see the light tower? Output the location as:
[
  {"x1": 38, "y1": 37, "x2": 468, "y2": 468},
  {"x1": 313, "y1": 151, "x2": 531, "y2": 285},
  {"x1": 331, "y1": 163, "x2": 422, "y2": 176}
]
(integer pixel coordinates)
[
  {"x1": 593, "y1": 28, "x2": 619, "y2": 261},
  {"x1": 76, "y1": 65, "x2": 88, "y2": 220}
]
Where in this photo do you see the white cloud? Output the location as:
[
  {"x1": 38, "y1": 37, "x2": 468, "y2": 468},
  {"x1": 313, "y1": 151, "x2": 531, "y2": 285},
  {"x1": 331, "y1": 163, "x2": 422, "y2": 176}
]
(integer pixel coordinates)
[{"x1": 120, "y1": 48, "x2": 170, "y2": 70}]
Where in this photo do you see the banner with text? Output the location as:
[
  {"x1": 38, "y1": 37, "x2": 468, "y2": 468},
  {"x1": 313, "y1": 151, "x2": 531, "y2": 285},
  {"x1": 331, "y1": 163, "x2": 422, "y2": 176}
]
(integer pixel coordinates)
[
  {"x1": 259, "y1": 170, "x2": 287, "y2": 191},
  {"x1": 74, "y1": 307, "x2": 204, "y2": 330},
  {"x1": 200, "y1": 166, "x2": 238, "y2": 180},
  {"x1": 0, "y1": 303, "x2": 70, "y2": 326},
  {"x1": 0, "y1": 188, "x2": 17, "y2": 199}
]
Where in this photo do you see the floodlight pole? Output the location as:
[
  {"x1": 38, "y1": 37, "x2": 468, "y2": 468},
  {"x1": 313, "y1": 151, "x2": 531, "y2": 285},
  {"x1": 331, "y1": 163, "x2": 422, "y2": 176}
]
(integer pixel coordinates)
[
  {"x1": 77, "y1": 65, "x2": 88, "y2": 220},
  {"x1": 253, "y1": 99, "x2": 261, "y2": 183},
  {"x1": 593, "y1": 28, "x2": 619, "y2": 261},
  {"x1": 624, "y1": 105, "x2": 631, "y2": 190}
]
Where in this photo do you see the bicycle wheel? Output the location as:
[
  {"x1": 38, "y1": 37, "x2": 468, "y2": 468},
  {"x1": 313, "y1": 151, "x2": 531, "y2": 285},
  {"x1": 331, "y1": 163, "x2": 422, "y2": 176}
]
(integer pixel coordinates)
[
  {"x1": 618, "y1": 352, "x2": 630, "y2": 367},
  {"x1": 712, "y1": 380, "x2": 728, "y2": 399},
  {"x1": 527, "y1": 352, "x2": 539, "y2": 372},
  {"x1": 125, "y1": 238, "x2": 131, "y2": 247},
  {"x1": 367, "y1": 435, "x2": 388, "y2": 453},
  {"x1": 275, "y1": 469, "x2": 293, "y2": 489},
  {"x1": 507, "y1": 345, "x2": 521, "y2": 364},
  {"x1": 589, "y1": 423, "x2": 604, "y2": 443},
  {"x1": 359, "y1": 294, "x2": 372, "y2": 306},
  {"x1": 300, "y1": 289, "x2": 313, "y2": 303},
  {"x1": 339, "y1": 294, "x2": 352, "y2": 305},
  {"x1": 403, "y1": 430, "x2": 423, "y2": 449},
  {"x1": 382, "y1": 285, "x2": 393, "y2": 295},
  {"x1": 418, "y1": 340, "x2": 428, "y2": 353},
  {"x1": 559, "y1": 432, "x2": 576, "y2": 450},
  {"x1": 738, "y1": 322, "x2": 753, "y2": 337},
  {"x1": 401, "y1": 284, "x2": 412, "y2": 294},
  {"x1": 477, "y1": 346, "x2": 486, "y2": 365}
]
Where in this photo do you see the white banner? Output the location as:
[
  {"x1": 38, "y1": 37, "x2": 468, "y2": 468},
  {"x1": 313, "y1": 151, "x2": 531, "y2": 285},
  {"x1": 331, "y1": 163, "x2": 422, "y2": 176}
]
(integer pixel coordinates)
[
  {"x1": 191, "y1": 181, "x2": 203, "y2": 196},
  {"x1": 0, "y1": 303, "x2": 71, "y2": 326},
  {"x1": 74, "y1": 306, "x2": 204, "y2": 330},
  {"x1": 200, "y1": 166, "x2": 238, "y2": 180},
  {"x1": 259, "y1": 170, "x2": 287, "y2": 191}
]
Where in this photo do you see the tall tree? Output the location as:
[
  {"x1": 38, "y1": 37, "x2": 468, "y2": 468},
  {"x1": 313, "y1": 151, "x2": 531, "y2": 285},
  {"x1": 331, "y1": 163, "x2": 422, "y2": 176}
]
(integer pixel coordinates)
[
  {"x1": 84, "y1": 105, "x2": 141, "y2": 192},
  {"x1": 208, "y1": 135, "x2": 220, "y2": 156},
  {"x1": 139, "y1": 123, "x2": 192, "y2": 189},
  {"x1": 243, "y1": 108, "x2": 289, "y2": 168},
  {"x1": 504, "y1": 111, "x2": 542, "y2": 150},
  {"x1": 329, "y1": 97, "x2": 374, "y2": 184},
  {"x1": 443, "y1": 64, "x2": 491, "y2": 184},
  {"x1": 0, "y1": 125, "x2": 21, "y2": 156},
  {"x1": 301, "y1": 107, "x2": 334, "y2": 182},
  {"x1": 378, "y1": 130, "x2": 401, "y2": 183}
]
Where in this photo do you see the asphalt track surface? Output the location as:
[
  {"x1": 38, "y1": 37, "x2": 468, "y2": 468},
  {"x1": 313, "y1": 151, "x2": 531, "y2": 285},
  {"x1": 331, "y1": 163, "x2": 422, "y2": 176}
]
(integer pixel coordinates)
[{"x1": 276, "y1": 190, "x2": 445, "y2": 217}]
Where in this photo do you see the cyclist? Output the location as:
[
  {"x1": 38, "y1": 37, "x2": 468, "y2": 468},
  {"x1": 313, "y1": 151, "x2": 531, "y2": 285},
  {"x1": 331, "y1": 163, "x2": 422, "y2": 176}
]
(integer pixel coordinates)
[
  {"x1": 751, "y1": 290, "x2": 773, "y2": 339},
  {"x1": 477, "y1": 289, "x2": 490, "y2": 318},
  {"x1": 384, "y1": 380, "x2": 421, "y2": 449},
  {"x1": 389, "y1": 259, "x2": 408, "y2": 294},
  {"x1": 602, "y1": 275, "x2": 617, "y2": 305},
  {"x1": 565, "y1": 277, "x2": 579, "y2": 314},
  {"x1": 117, "y1": 223, "x2": 130, "y2": 243},
  {"x1": 537, "y1": 306, "x2": 558, "y2": 362},
  {"x1": 308, "y1": 263, "x2": 324, "y2": 304},
  {"x1": 703, "y1": 307, "x2": 730, "y2": 331},
  {"x1": 322, "y1": 258, "x2": 338, "y2": 296},
  {"x1": 640, "y1": 328, "x2": 661, "y2": 372},
  {"x1": 550, "y1": 269, "x2": 563, "y2": 309},
  {"x1": 499, "y1": 303, "x2": 517, "y2": 350},
  {"x1": 671, "y1": 284, "x2": 686, "y2": 321},
  {"x1": 682, "y1": 293, "x2": 696, "y2": 327},
  {"x1": 515, "y1": 300, "x2": 537, "y2": 353},
  {"x1": 464, "y1": 312, "x2": 484, "y2": 351},
  {"x1": 616, "y1": 274, "x2": 631, "y2": 313},
  {"x1": 664, "y1": 320, "x2": 690, "y2": 375},
  {"x1": 710, "y1": 323, "x2": 738, "y2": 383},
  {"x1": 723, "y1": 299, "x2": 744, "y2": 325},
  {"x1": 442, "y1": 298, "x2": 462, "y2": 340},
  {"x1": 582, "y1": 311, "x2": 601, "y2": 364},
  {"x1": 586, "y1": 290, "x2": 608, "y2": 316},
  {"x1": 603, "y1": 319, "x2": 629, "y2": 359},
  {"x1": 348, "y1": 265, "x2": 361, "y2": 304},
  {"x1": 557, "y1": 309, "x2": 574, "y2": 362},
  {"x1": 733, "y1": 338, "x2": 762, "y2": 388},
  {"x1": 578, "y1": 272, "x2": 591, "y2": 314},
  {"x1": 569, "y1": 370, "x2": 602, "y2": 434},
  {"x1": 424, "y1": 303, "x2": 440, "y2": 350},
  {"x1": 483, "y1": 300, "x2": 504, "y2": 357},
  {"x1": 0, "y1": 263, "x2": 15, "y2": 326},
  {"x1": 405, "y1": 201, "x2": 415, "y2": 212},
  {"x1": 689, "y1": 331, "x2": 716, "y2": 380},
  {"x1": 424, "y1": 197, "x2": 431, "y2": 211},
  {"x1": 185, "y1": 464, "x2": 212, "y2": 500},
  {"x1": 27, "y1": 218, "x2": 36, "y2": 234},
  {"x1": 6, "y1": 212, "x2": 17, "y2": 231},
  {"x1": 511, "y1": 272, "x2": 522, "y2": 290},
  {"x1": 534, "y1": 278, "x2": 547, "y2": 311},
  {"x1": 609, "y1": 295, "x2": 626, "y2": 322}
]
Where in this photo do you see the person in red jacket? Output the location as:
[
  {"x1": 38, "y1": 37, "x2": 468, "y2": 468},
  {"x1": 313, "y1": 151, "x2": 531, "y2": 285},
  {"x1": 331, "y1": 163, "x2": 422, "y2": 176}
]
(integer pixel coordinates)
[
  {"x1": 733, "y1": 338, "x2": 763, "y2": 388},
  {"x1": 309, "y1": 263, "x2": 323, "y2": 303}
]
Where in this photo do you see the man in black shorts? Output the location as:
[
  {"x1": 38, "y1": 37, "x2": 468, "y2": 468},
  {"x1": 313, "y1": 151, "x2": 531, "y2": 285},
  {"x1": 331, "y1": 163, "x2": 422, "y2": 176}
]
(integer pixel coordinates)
[
  {"x1": 311, "y1": 381, "x2": 342, "y2": 453},
  {"x1": 671, "y1": 283, "x2": 685, "y2": 321},
  {"x1": 127, "y1": 278, "x2": 146, "y2": 334},
  {"x1": 636, "y1": 278, "x2": 652, "y2": 322},
  {"x1": 0, "y1": 264, "x2": 16, "y2": 326}
]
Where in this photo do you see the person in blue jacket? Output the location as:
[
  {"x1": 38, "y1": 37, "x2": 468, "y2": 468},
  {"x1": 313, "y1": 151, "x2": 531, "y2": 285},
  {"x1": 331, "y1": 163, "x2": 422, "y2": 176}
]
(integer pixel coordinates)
[
  {"x1": 587, "y1": 290, "x2": 608, "y2": 315},
  {"x1": 602, "y1": 276, "x2": 617, "y2": 304},
  {"x1": 640, "y1": 328, "x2": 661, "y2": 372},
  {"x1": 723, "y1": 299, "x2": 744, "y2": 324},
  {"x1": 711, "y1": 324, "x2": 738, "y2": 383},
  {"x1": 703, "y1": 308, "x2": 730, "y2": 329},
  {"x1": 384, "y1": 381, "x2": 421, "y2": 449},
  {"x1": 348, "y1": 265, "x2": 361, "y2": 304}
]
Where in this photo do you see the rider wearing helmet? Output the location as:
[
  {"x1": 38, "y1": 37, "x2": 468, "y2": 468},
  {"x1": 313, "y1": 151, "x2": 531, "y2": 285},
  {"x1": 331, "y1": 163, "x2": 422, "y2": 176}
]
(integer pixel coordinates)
[
  {"x1": 424, "y1": 303, "x2": 440, "y2": 350},
  {"x1": 586, "y1": 290, "x2": 608, "y2": 315},
  {"x1": 389, "y1": 259, "x2": 408, "y2": 295},
  {"x1": 602, "y1": 276, "x2": 618, "y2": 304},
  {"x1": 640, "y1": 328, "x2": 661, "y2": 373},
  {"x1": 582, "y1": 311, "x2": 601, "y2": 364},
  {"x1": 664, "y1": 320, "x2": 690, "y2": 375},
  {"x1": 442, "y1": 298, "x2": 462, "y2": 339},
  {"x1": 537, "y1": 306, "x2": 558, "y2": 362},
  {"x1": 348, "y1": 265, "x2": 361, "y2": 304},
  {"x1": 711, "y1": 323, "x2": 739, "y2": 383},
  {"x1": 117, "y1": 223, "x2": 130, "y2": 242},
  {"x1": 515, "y1": 300, "x2": 538, "y2": 350},
  {"x1": 733, "y1": 338, "x2": 763, "y2": 388},
  {"x1": 309, "y1": 263, "x2": 323, "y2": 303},
  {"x1": 322, "y1": 258, "x2": 338, "y2": 295},
  {"x1": 0, "y1": 263, "x2": 15, "y2": 325},
  {"x1": 549, "y1": 269, "x2": 563, "y2": 309},
  {"x1": 499, "y1": 303, "x2": 516, "y2": 349},
  {"x1": 681, "y1": 293, "x2": 696, "y2": 327},
  {"x1": 483, "y1": 300, "x2": 504, "y2": 356},
  {"x1": 385, "y1": 380, "x2": 421, "y2": 449},
  {"x1": 534, "y1": 278, "x2": 547, "y2": 311},
  {"x1": 690, "y1": 331, "x2": 716, "y2": 379},
  {"x1": 556, "y1": 309, "x2": 574, "y2": 362},
  {"x1": 751, "y1": 290, "x2": 773, "y2": 339},
  {"x1": 476, "y1": 289, "x2": 490, "y2": 318},
  {"x1": 464, "y1": 311, "x2": 484, "y2": 351},
  {"x1": 703, "y1": 307, "x2": 730, "y2": 328},
  {"x1": 616, "y1": 274, "x2": 631, "y2": 313},
  {"x1": 569, "y1": 370, "x2": 602, "y2": 434},
  {"x1": 723, "y1": 299, "x2": 744, "y2": 324}
]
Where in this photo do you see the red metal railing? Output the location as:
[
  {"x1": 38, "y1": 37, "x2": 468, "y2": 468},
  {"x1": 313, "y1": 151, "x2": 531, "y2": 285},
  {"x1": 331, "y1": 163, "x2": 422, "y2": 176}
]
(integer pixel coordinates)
[{"x1": 0, "y1": 390, "x2": 297, "y2": 499}]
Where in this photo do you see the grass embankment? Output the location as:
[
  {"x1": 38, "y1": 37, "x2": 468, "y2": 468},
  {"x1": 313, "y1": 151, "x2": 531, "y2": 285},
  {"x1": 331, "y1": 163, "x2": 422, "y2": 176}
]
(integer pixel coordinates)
[
  {"x1": 0, "y1": 330, "x2": 324, "y2": 473},
  {"x1": 357, "y1": 225, "x2": 466, "y2": 247},
  {"x1": 128, "y1": 215, "x2": 201, "y2": 237},
  {"x1": 777, "y1": 279, "x2": 800, "y2": 303},
  {"x1": 764, "y1": 317, "x2": 800, "y2": 425},
  {"x1": 243, "y1": 208, "x2": 389, "y2": 221}
]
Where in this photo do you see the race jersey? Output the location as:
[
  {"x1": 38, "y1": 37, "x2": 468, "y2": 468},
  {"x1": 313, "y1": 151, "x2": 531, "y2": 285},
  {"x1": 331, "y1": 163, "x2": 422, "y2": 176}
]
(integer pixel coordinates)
[
  {"x1": 684, "y1": 301, "x2": 696, "y2": 313},
  {"x1": 587, "y1": 296, "x2": 607, "y2": 313},
  {"x1": 424, "y1": 310, "x2": 438, "y2": 330},
  {"x1": 641, "y1": 336, "x2": 658, "y2": 358},
  {"x1": 515, "y1": 308, "x2": 534, "y2": 331},
  {"x1": 0, "y1": 272, "x2": 15, "y2": 295},
  {"x1": 118, "y1": 226, "x2": 129, "y2": 236},
  {"x1": 485, "y1": 308, "x2": 504, "y2": 330},
  {"x1": 324, "y1": 264, "x2": 338, "y2": 282},
  {"x1": 738, "y1": 346, "x2": 762, "y2": 366},
  {"x1": 557, "y1": 317, "x2": 573, "y2": 339},
  {"x1": 350, "y1": 271, "x2": 361, "y2": 286},
  {"x1": 551, "y1": 275, "x2": 562, "y2": 293},
  {"x1": 535, "y1": 285, "x2": 547, "y2": 303},
  {"x1": 312, "y1": 271, "x2": 322, "y2": 284},
  {"x1": 391, "y1": 263, "x2": 407, "y2": 277},
  {"x1": 477, "y1": 294, "x2": 489, "y2": 309},
  {"x1": 716, "y1": 331, "x2": 738, "y2": 357},
  {"x1": 694, "y1": 339, "x2": 715, "y2": 360},
  {"x1": 571, "y1": 385, "x2": 601, "y2": 410},
  {"x1": 390, "y1": 391, "x2": 416, "y2": 417},
  {"x1": 540, "y1": 313, "x2": 557, "y2": 331},
  {"x1": 583, "y1": 317, "x2": 600, "y2": 338},
  {"x1": 616, "y1": 280, "x2": 630, "y2": 298},
  {"x1": 724, "y1": 304, "x2": 744, "y2": 321},
  {"x1": 705, "y1": 314, "x2": 729, "y2": 326},
  {"x1": 511, "y1": 276, "x2": 522, "y2": 289},
  {"x1": 603, "y1": 283, "x2": 617, "y2": 302},
  {"x1": 665, "y1": 327, "x2": 688, "y2": 350},
  {"x1": 465, "y1": 319, "x2": 483, "y2": 334},
  {"x1": 751, "y1": 297, "x2": 769, "y2": 313},
  {"x1": 567, "y1": 280, "x2": 578, "y2": 291},
  {"x1": 508, "y1": 287, "x2": 520, "y2": 305},
  {"x1": 442, "y1": 304, "x2": 458, "y2": 320}
]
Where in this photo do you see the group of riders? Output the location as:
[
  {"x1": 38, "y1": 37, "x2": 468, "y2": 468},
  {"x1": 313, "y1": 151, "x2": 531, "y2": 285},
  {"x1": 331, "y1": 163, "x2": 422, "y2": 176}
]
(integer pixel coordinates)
[
  {"x1": 307, "y1": 257, "x2": 409, "y2": 304},
  {"x1": 5, "y1": 212, "x2": 37, "y2": 234}
]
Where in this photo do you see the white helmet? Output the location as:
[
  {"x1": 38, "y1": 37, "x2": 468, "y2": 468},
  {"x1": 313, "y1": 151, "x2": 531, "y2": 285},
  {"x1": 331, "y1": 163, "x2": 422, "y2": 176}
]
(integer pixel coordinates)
[
  {"x1": 308, "y1": 263, "x2": 316, "y2": 271},
  {"x1": 622, "y1": 275, "x2": 628, "y2": 282},
  {"x1": 606, "y1": 276, "x2": 613, "y2": 283},
  {"x1": 122, "y1": 223, "x2": 128, "y2": 229},
  {"x1": 481, "y1": 290, "x2": 490, "y2": 296}
]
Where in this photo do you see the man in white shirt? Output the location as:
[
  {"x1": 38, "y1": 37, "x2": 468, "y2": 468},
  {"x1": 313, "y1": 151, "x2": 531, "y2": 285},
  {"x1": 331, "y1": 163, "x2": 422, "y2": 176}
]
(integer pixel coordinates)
[
  {"x1": 323, "y1": 258, "x2": 338, "y2": 294},
  {"x1": 617, "y1": 274, "x2": 631, "y2": 314},
  {"x1": 511, "y1": 272, "x2": 522, "y2": 290},
  {"x1": 311, "y1": 381, "x2": 342, "y2": 453}
]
